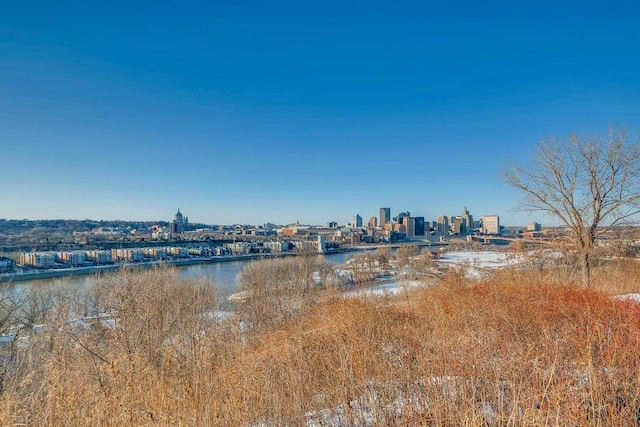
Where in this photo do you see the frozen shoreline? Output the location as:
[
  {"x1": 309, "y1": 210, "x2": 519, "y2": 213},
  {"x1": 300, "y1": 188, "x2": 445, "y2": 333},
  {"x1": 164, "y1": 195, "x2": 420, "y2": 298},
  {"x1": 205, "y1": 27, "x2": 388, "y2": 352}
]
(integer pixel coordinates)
[{"x1": 0, "y1": 252, "x2": 296, "y2": 284}]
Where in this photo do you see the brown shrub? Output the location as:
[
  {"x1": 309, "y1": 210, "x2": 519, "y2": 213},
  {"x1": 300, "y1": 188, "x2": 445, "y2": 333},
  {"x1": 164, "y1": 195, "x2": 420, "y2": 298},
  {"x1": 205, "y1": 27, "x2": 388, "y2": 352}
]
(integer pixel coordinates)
[{"x1": 2, "y1": 262, "x2": 640, "y2": 425}]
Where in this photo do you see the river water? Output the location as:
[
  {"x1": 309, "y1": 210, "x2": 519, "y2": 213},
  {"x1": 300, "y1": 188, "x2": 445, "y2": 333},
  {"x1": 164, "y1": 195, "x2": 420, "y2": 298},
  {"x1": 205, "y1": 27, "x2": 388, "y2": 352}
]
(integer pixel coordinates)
[{"x1": 3, "y1": 251, "x2": 360, "y2": 295}]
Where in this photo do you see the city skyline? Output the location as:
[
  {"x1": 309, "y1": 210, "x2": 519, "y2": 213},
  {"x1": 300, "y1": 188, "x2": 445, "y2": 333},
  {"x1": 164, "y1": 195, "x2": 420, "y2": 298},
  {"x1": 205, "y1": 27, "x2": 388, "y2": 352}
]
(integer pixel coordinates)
[
  {"x1": 1, "y1": 1, "x2": 639, "y2": 226},
  {"x1": 0, "y1": 205, "x2": 513, "y2": 230}
]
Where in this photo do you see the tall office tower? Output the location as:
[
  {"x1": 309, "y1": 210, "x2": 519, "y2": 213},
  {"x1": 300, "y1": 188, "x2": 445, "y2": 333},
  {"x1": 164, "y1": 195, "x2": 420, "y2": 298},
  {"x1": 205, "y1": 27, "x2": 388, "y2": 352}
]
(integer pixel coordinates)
[
  {"x1": 351, "y1": 214, "x2": 363, "y2": 228},
  {"x1": 368, "y1": 216, "x2": 378, "y2": 229},
  {"x1": 436, "y1": 215, "x2": 449, "y2": 235},
  {"x1": 414, "y1": 216, "x2": 425, "y2": 236},
  {"x1": 402, "y1": 217, "x2": 416, "y2": 236},
  {"x1": 462, "y1": 206, "x2": 474, "y2": 234},
  {"x1": 380, "y1": 208, "x2": 391, "y2": 227},
  {"x1": 396, "y1": 211, "x2": 410, "y2": 223},
  {"x1": 452, "y1": 216, "x2": 464, "y2": 235}
]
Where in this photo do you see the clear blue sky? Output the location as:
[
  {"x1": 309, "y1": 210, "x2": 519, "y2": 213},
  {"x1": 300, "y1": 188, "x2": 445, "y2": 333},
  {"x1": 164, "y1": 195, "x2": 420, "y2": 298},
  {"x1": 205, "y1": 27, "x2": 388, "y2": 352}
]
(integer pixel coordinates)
[{"x1": 1, "y1": 1, "x2": 639, "y2": 226}]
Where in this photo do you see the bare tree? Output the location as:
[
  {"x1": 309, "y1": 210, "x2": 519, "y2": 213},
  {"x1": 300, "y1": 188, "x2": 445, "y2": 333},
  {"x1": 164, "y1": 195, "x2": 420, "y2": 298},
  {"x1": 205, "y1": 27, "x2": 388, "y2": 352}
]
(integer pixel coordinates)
[
  {"x1": 237, "y1": 256, "x2": 321, "y2": 334},
  {"x1": 504, "y1": 127, "x2": 640, "y2": 286},
  {"x1": 373, "y1": 246, "x2": 391, "y2": 268},
  {"x1": 396, "y1": 245, "x2": 419, "y2": 269}
]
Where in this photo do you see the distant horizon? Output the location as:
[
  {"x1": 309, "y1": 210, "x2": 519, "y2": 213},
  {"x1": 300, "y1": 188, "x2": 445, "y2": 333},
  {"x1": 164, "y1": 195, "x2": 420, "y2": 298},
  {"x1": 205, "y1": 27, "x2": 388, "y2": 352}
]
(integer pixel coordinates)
[
  {"x1": 1, "y1": 1, "x2": 638, "y2": 226},
  {"x1": 0, "y1": 213, "x2": 553, "y2": 229}
]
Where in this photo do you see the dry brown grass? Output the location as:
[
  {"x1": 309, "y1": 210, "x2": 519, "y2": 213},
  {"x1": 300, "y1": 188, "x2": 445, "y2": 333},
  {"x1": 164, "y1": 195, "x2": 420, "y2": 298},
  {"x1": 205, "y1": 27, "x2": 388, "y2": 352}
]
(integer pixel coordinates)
[{"x1": 1, "y1": 259, "x2": 640, "y2": 425}]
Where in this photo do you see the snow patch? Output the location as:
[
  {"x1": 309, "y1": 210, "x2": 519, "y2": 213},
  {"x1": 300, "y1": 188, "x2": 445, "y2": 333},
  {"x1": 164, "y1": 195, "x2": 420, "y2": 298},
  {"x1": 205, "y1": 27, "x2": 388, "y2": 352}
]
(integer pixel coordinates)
[
  {"x1": 613, "y1": 293, "x2": 640, "y2": 303},
  {"x1": 344, "y1": 280, "x2": 425, "y2": 299},
  {"x1": 436, "y1": 251, "x2": 525, "y2": 279}
]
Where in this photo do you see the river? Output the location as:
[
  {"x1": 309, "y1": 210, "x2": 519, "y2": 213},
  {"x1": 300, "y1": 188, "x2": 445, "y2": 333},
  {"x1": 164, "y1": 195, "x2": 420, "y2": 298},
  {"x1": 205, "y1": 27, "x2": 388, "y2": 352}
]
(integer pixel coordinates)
[{"x1": 2, "y1": 251, "x2": 362, "y2": 295}]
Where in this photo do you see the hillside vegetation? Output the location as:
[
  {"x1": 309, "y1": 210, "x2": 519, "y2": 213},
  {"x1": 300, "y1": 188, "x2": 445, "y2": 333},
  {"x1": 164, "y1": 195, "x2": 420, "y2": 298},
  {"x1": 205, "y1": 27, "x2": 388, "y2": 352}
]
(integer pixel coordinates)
[{"x1": 1, "y1": 254, "x2": 640, "y2": 425}]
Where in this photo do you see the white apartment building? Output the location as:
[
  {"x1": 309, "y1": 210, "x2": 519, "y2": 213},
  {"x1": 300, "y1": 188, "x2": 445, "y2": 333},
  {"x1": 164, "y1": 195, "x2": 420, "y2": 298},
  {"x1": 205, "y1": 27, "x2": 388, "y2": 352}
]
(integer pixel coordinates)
[{"x1": 481, "y1": 215, "x2": 500, "y2": 235}]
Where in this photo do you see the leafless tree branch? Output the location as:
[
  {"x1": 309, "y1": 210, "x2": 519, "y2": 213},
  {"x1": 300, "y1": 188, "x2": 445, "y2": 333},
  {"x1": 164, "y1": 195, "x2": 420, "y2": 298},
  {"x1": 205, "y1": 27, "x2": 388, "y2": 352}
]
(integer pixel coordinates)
[{"x1": 503, "y1": 127, "x2": 640, "y2": 286}]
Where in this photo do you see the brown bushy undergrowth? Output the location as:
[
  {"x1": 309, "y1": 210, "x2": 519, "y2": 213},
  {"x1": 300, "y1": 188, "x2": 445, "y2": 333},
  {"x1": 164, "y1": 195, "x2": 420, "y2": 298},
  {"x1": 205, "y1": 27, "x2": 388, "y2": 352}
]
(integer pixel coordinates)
[{"x1": 1, "y1": 261, "x2": 640, "y2": 425}]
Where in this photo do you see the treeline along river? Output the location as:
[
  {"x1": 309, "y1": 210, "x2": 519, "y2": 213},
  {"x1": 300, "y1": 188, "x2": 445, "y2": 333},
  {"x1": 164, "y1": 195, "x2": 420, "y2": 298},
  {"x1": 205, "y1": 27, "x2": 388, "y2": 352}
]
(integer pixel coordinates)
[{"x1": 2, "y1": 251, "x2": 359, "y2": 296}]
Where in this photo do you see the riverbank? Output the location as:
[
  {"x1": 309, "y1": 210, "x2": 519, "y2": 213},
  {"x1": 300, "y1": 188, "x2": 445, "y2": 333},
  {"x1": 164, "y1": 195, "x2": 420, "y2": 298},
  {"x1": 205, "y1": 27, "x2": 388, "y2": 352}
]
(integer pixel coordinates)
[
  {"x1": 0, "y1": 242, "x2": 441, "y2": 285},
  {"x1": 0, "y1": 248, "x2": 379, "y2": 284},
  {"x1": 0, "y1": 252, "x2": 297, "y2": 284}
]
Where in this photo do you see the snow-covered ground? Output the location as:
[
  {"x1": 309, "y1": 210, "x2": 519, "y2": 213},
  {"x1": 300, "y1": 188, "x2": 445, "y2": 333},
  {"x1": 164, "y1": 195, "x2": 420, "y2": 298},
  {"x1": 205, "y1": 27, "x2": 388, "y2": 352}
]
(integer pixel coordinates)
[
  {"x1": 436, "y1": 250, "x2": 525, "y2": 279},
  {"x1": 343, "y1": 251, "x2": 527, "y2": 297},
  {"x1": 230, "y1": 249, "x2": 640, "y2": 303},
  {"x1": 344, "y1": 280, "x2": 424, "y2": 299},
  {"x1": 613, "y1": 293, "x2": 640, "y2": 303}
]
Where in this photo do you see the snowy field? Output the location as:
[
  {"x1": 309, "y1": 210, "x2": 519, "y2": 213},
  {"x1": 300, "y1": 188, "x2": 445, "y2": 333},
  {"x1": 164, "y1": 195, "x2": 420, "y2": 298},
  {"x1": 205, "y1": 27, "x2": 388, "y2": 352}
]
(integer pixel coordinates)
[
  {"x1": 231, "y1": 250, "x2": 640, "y2": 303},
  {"x1": 344, "y1": 280, "x2": 424, "y2": 299},
  {"x1": 436, "y1": 250, "x2": 525, "y2": 279},
  {"x1": 344, "y1": 251, "x2": 525, "y2": 298}
]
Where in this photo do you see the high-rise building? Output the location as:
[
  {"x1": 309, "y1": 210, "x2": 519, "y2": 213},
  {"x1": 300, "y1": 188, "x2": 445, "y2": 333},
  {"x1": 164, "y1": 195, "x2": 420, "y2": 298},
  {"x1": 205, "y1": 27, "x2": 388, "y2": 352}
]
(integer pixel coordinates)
[
  {"x1": 368, "y1": 216, "x2": 378, "y2": 229},
  {"x1": 462, "y1": 206, "x2": 474, "y2": 234},
  {"x1": 481, "y1": 215, "x2": 500, "y2": 235},
  {"x1": 452, "y1": 217, "x2": 464, "y2": 235},
  {"x1": 397, "y1": 216, "x2": 425, "y2": 236},
  {"x1": 395, "y1": 211, "x2": 410, "y2": 223},
  {"x1": 351, "y1": 214, "x2": 363, "y2": 228},
  {"x1": 437, "y1": 216, "x2": 450, "y2": 236},
  {"x1": 380, "y1": 208, "x2": 391, "y2": 227},
  {"x1": 402, "y1": 217, "x2": 416, "y2": 236}
]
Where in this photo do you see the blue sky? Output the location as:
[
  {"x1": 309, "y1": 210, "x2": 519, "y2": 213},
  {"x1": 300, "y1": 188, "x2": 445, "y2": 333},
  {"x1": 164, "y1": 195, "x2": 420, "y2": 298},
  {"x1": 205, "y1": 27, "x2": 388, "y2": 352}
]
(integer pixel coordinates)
[{"x1": 1, "y1": 1, "x2": 639, "y2": 226}]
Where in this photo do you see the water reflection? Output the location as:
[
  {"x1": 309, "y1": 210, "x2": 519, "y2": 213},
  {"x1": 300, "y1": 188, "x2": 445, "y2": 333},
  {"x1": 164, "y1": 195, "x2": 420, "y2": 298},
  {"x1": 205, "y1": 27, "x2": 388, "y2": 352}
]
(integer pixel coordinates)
[{"x1": 2, "y1": 251, "x2": 359, "y2": 295}]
